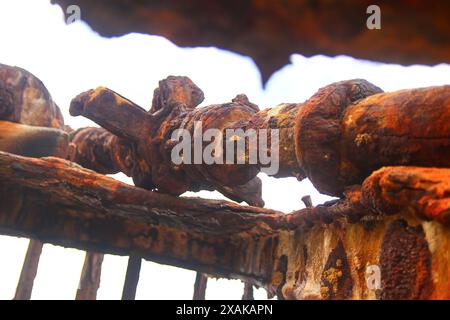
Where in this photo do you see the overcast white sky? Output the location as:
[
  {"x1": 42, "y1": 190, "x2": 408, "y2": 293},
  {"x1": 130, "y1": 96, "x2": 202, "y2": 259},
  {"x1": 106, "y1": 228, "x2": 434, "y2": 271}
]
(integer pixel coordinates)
[{"x1": 0, "y1": 0, "x2": 449, "y2": 300}]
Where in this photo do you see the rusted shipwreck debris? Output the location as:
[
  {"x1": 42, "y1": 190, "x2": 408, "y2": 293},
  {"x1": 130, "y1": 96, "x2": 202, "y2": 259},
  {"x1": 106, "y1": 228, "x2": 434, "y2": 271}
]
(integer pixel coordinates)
[
  {"x1": 52, "y1": 0, "x2": 450, "y2": 83},
  {"x1": 1, "y1": 63, "x2": 450, "y2": 299}
]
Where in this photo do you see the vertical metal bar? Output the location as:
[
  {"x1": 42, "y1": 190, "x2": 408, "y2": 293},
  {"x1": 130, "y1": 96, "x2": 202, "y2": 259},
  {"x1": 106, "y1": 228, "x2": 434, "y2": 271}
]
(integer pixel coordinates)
[
  {"x1": 241, "y1": 199, "x2": 264, "y2": 300},
  {"x1": 76, "y1": 252, "x2": 104, "y2": 300},
  {"x1": 301, "y1": 195, "x2": 313, "y2": 208},
  {"x1": 14, "y1": 239, "x2": 43, "y2": 300},
  {"x1": 242, "y1": 283, "x2": 254, "y2": 300},
  {"x1": 121, "y1": 255, "x2": 142, "y2": 300},
  {"x1": 193, "y1": 273, "x2": 208, "y2": 300}
]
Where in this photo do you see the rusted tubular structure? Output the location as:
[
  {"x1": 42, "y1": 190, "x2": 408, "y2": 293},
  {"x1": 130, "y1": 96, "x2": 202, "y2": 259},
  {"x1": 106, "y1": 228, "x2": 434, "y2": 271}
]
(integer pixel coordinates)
[
  {"x1": 69, "y1": 78, "x2": 265, "y2": 206},
  {"x1": 296, "y1": 83, "x2": 450, "y2": 195},
  {"x1": 1, "y1": 152, "x2": 450, "y2": 299},
  {"x1": 69, "y1": 77, "x2": 450, "y2": 198},
  {"x1": 0, "y1": 120, "x2": 68, "y2": 157}
]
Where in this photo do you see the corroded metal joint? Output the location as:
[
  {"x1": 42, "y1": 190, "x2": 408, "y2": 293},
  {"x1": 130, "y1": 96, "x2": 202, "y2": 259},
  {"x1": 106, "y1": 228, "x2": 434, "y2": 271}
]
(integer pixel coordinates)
[
  {"x1": 295, "y1": 80, "x2": 450, "y2": 196},
  {"x1": 295, "y1": 79, "x2": 383, "y2": 195}
]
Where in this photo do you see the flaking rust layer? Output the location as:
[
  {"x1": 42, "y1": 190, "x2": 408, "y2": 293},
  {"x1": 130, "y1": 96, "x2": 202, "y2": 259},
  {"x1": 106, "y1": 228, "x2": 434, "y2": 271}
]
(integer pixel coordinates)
[{"x1": 274, "y1": 211, "x2": 449, "y2": 300}]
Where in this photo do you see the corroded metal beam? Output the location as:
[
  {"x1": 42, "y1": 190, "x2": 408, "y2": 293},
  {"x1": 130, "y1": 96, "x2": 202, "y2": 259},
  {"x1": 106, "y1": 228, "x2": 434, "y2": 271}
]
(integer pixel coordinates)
[
  {"x1": 1, "y1": 151, "x2": 450, "y2": 299},
  {"x1": 0, "y1": 151, "x2": 287, "y2": 288}
]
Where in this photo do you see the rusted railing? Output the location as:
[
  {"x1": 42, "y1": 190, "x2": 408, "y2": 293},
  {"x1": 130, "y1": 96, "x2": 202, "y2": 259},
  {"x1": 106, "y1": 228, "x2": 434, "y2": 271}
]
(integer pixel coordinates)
[{"x1": 6, "y1": 236, "x2": 259, "y2": 300}]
